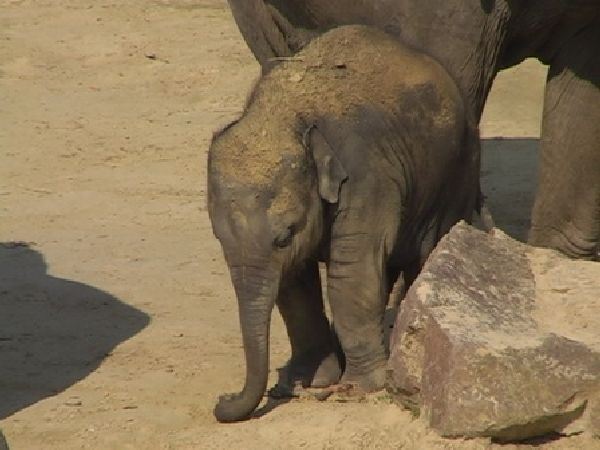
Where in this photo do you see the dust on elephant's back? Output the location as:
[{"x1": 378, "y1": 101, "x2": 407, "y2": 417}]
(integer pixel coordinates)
[
  {"x1": 211, "y1": 25, "x2": 462, "y2": 187},
  {"x1": 262, "y1": 26, "x2": 462, "y2": 120}
]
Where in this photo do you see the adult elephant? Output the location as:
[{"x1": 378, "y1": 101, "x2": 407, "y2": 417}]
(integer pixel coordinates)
[{"x1": 226, "y1": 0, "x2": 600, "y2": 260}]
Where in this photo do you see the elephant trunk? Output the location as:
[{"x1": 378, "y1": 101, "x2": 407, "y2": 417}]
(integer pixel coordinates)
[{"x1": 214, "y1": 263, "x2": 278, "y2": 422}]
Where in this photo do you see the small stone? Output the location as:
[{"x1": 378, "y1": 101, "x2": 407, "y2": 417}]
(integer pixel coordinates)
[
  {"x1": 289, "y1": 72, "x2": 303, "y2": 82},
  {"x1": 64, "y1": 397, "x2": 82, "y2": 407}
]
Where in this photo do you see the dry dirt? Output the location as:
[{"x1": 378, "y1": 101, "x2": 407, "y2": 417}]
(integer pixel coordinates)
[{"x1": 1, "y1": 1, "x2": 596, "y2": 449}]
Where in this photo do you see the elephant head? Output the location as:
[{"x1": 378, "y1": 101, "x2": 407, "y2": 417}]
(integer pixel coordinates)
[{"x1": 207, "y1": 116, "x2": 347, "y2": 422}]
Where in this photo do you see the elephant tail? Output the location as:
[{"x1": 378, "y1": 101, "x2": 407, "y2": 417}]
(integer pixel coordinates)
[
  {"x1": 226, "y1": 1, "x2": 319, "y2": 71},
  {"x1": 476, "y1": 189, "x2": 495, "y2": 233},
  {"x1": 464, "y1": 117, "x2": 495, "y2": 233},
  {"x1": 226, "y1": 0, "x2": 293, "y2": 69}
]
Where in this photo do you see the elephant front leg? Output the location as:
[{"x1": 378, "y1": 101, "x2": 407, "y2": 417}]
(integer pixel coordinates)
[
  {"x1": 529, "y1": 25, "x2": 600, "y2": 259},
  {"x1": 327, "y1": 240, "x2": 388, "y2": 392},
  {"x1": 273, "y1": 261, "x2": 342, "y2": 396}
]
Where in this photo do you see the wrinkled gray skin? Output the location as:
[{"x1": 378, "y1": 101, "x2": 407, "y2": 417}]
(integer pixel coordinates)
[
  {"x1": 208, "y1": 28, "x2": 479, "y2": 422},
  {"x1": 227, "y1": 0, "x2": 600, "y2": 260}
]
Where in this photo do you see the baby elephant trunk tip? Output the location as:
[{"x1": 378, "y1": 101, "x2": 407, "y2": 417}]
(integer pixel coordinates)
[{"x1": 213, "y1": 388, "x2": 264, "y2": 423}]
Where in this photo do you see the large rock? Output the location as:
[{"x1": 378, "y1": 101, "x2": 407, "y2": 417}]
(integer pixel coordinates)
[{"x1": 387, "y1": 222, "x2": 600, "y2": 442}]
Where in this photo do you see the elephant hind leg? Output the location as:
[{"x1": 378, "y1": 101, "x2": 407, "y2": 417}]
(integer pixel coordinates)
[
  {"x1": 529, "y1": 23, "x2": 600, "y2": 260},
  {"x1": 273, "y1": 261, "x2": 341, "y2": 394}
]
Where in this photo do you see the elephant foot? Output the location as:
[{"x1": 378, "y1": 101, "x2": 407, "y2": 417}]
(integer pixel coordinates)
[
  {"x1": 340, "y1": 363, "x2": 387, "y2": 392},
  {"x1": 310, "y1": 352, "x2": 343, "y2": 387},
  {"x1": 311, "y1": 382, "x2": 367, "y2": 402},
  {"x1": 271, "y1": 361, "x2": 387, "y2": 400},
  {"x1": 269, "y1": 381, "x2": 365, "y2": 402},
  {"x1": 529, "y1": 226, "x2": 599, "y2": 261},
  {"x1": 269, "y1": 352, "x2": 342, "y2": 398}
]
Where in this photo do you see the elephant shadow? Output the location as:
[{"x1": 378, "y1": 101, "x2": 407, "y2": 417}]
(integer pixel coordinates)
[
  {"x1": 480, "y1": 137, "x2": 539, "y2": 242},
  {"x1": 0, "y1": 242, "x2": 149, "y2": 420}
]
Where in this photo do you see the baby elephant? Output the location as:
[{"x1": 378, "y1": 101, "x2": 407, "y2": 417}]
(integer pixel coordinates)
[{"x1": 208, "y1": 25, "x2": 480, "y2": 422}]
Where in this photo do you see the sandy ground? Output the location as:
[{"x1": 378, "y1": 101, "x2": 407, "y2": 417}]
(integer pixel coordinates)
[{"x1": 1, "y1": 1, "x2": 597, "y2": 449}]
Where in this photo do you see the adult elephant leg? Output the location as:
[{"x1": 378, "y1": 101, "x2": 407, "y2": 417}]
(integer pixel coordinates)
[
  {"x1": 327, "y1": 239, "x2": 388, "y2": 391},
  {"x1": 275, "y1": 261, "x2": 341, "y2": 393},
  {"x1": 529, "y1": 24, "x2": 600, "y2": 260}
]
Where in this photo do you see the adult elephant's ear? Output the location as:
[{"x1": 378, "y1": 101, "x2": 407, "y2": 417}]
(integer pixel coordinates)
[{"x1": 303, "y1": 125, "x2": 348, "y2": 203}]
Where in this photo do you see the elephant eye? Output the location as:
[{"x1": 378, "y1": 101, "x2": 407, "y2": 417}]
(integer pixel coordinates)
[{"x1": 273, "y1": 225, "x2": 295, "y2": 249}]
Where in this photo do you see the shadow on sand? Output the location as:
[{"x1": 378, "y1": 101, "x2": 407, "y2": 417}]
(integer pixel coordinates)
[
  {"x1": 481, "y1": 137, "x2": 539, "y2": 242},
  {"x1": 0, "y1": 242, "x2": 149, "y2": 420}
]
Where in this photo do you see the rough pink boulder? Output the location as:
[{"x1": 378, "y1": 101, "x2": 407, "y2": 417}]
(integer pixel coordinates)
[{"x1": 388, "y1": 222, "x2": 600, "y2": 442}]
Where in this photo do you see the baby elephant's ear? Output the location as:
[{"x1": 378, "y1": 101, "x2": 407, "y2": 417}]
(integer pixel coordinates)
[{"x1": 303, "y1": 125, "x2": 348, "y2": 203}]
